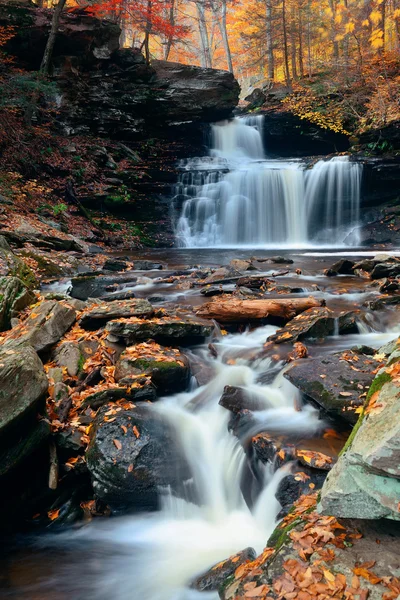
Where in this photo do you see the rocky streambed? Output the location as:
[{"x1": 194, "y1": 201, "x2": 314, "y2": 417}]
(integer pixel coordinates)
[{"x1": 0, "y1": 242, "x2": 400, "y2": 599}]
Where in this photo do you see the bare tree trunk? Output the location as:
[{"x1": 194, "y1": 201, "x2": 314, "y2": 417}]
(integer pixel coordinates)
[
  {"x1": 164, "y1": 0, "x2": 175, "y2": 60},
  {"x1": 306, "y1": 0, "x2": 312, "y2": 77},
  {"x1": 143, "y1": 0, "x2": 152, "y2": 65},
  {"x1": 298, "y1": 4, "x2": 304, "y2": 77},
  {"x1": 380, "y1": 0, "x2": 386, "y2": 53},
  {"x1": 328, "y1": 0, "x2": 339, "y2": 61},
  {"x1": 196, "y1": 297, "x2": 322, "y2": 322},
  {"x1": 215, "y1": 0, "x2": 233, "y2": 73},
  {"x1": 40, "y1": 0, "x2": 67, "y2": 74},
  {"x1": 196, "y1": 0, "x2": 212, "y2": 68},
  {"x1": 290, "y1": 3, "x2": 298, "y2": 79},
  {"x1": 266, "y1": 0, "x2": 274, "y2": 80},
  {"x1": 282, "y1": 0, "x2": 291, "y2": 86}
]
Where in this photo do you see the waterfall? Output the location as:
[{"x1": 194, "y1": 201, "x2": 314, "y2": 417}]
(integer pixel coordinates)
[{"x1": 175, "y1": 117, "x2": 363, "y2": 248}]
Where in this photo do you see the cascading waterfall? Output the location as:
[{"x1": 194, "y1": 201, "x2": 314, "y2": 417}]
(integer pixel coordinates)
[{"x1": 175, "y1": 117, "x2": 363, "y2": 248}]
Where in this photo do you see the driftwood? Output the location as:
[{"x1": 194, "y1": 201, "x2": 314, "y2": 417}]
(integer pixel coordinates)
[{"x1": 195, "y1": 296, "x2": 323, "y2": 323}]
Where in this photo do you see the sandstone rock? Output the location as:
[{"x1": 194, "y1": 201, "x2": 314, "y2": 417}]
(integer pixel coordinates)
[
  {"x1": 268, "y1": 308, "x2": 359, "y2": 344},
  {"x1": 6, "y1": 300, "x2": 76, "y2": 354},
  {"x1": 115, "y1": 348, "x2": 190, "y2": 396},
  {"x1": 106, "y1": 316, "x2": 213, "y2": 346},
  {"x1": 284, "y1": 351, "x2": 378, "y2": 424},
  {"x1": 86, "y1": 404, "x2": 190, "y2": 511},
  {"x1": 79, "y1": 298, "x2": 154, "y2": 328}
]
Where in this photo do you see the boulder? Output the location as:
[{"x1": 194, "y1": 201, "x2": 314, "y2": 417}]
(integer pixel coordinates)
[
  {"x1": 190, "y1": 548, "x2": 257, "y2": 592},
  {"x1": 324, "y1": 258, "x2": 355, "y2": 276},
  {"x1": 115, "y1": 347, "x2": 190, "y2": 396},
  {"x1": 319, "y1": 355, "x2": 400, "y2": 520},
  {"x1": 6, "y1": 300, "x2": 76, "y2": 354},
  {"x1": 86, "y1": 404, "x2": 190, "y2": 511},
  {"x1": 370, "y1": 262, "x2": 400, "y2": 279},
  {"x1": 79, "y1": 298, "x2": 154, "y2": 328},
  {"x1": 268, "y1": 308, "x2": 359, "y2": 344},
  {"x1": 70, "y1": 274, "x2": 138, "y2": 300},
  {"x1": 203, "y1": 267, "x2": 242, "y2": 284},
  {"x1": 0, "y1": 345, "x2": 48, "y2": 437},
  {"x1": 284, "y1": 351, "x2": 378, "y2": 424},
  {"x1": 0, "y1": 276, "x2": 34, "y2": 331},
  {"x1": 106, "y1": 315, "x2": 213, "y2": 346},
  {"x1": 102, "y1": 259, "x2": 128, "y2": 272},
  {"x1": 0, "y1": 419, "x2": 50, "y2": 478}
]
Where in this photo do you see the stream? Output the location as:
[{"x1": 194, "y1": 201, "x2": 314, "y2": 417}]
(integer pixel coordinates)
[{"x1": 1, "y1": 118, "x2": 399, "y2": 599}]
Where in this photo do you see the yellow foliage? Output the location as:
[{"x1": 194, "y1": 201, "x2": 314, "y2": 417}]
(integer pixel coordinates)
[{"x1": 369, "y1": 10, "x2": 382, "y2": 26}]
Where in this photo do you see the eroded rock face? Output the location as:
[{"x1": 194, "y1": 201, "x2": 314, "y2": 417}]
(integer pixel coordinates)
[
  {"x1": 0, "y1": 276, "x2": 34, "y2": 331},
  {"x1": 86, "y1": 404, "x2": 190, "y2": 512},
  {"x1": 319, "y1": 351, "x2": 400, "y2": 520},
  {"x1": 79, "y1": 298, "x2": 154, "y2": 329}
]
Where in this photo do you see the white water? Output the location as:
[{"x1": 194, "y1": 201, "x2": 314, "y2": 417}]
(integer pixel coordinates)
[
  {"x1": 176, "y1": 117, "x2": 362, "y2": 248},
  {"x1": 37, "y1": 326, "x2": 323, "y2": 600}
]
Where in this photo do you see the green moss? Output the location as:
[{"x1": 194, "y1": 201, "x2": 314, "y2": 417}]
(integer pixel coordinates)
[
  {"x1": 9, "y1": 259, "x2": 37, "y2": 289},
  {"x1": 20, "y1": 251, "x2": 63, "y2": 277},
  {"x1": 77, "y1": 352, "x2": 85, "y2": 374},
  {"x1": 132, "y1": 358, "x2": 181, "y2": 371},
  {"x1": 219, "y1": 575, "x2": 235, "y2": 593}
]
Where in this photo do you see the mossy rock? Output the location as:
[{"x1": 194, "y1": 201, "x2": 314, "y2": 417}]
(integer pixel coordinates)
[{"x1": 0, "y1": 276, "x2": 35, "y2": 331}]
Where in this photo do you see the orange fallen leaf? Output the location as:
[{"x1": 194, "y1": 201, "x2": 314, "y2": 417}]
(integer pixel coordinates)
[{"x1": 113, "y1": 438, "x2": 122, "y2": 450}]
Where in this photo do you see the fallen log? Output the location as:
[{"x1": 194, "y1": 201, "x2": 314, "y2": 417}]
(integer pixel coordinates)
[{"x1": 195, "y1": 296, "x2": 323, "y2": 323}]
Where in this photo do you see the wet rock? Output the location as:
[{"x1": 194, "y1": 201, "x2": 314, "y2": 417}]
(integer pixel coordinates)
[
  {"x1": 190, "y1": 547, "x2": 257, "y2": 592},
  {"x1": 0, "y1": 276, "x2": 35, "y2": 331},
  {"x1": 268, "y1": 308, "x2": 359, "y2": 344},
  {"x1": 79, "y1": 298, "x2": 154, "y2": 329},
  {"x1": 200, "y1": 285, "x2": 235, "y2": 297},
  {"x1": 115, "y1": 348, "x2": 190, "y2": 396},
  {"x1": 71, "y1": 274, "x2": 138, "y2": 300},
  {"x1": 106, "y1": 316, "x2": 213, "y2": 346},
  {"x1": 319, "y1": 356, "x2": 400, "y2": 520},
  {"x1": 229, "y1": 259, "x2": 256, "y2": 272},
  {"x1": 252, "y1": 433, "x2": 296, "y2": 467},
  {"x1": 204, "y1": 267, "x2": 242, "y2": 284},
  {"x1": 134, "y1": 261, "x2": 163, "y2": 270},
  {"x1": 365, "y1": 294, "x2": 400, "y2": 310},
  {"x1": 276, "y1": 471, "x2": 326, "y2": 514},
  {"x1": 0, "y1": 243, "x2": 37, "y2": 290},
  {"x1": 6, "y1": 300, "x2": 76, "y2": 354},
  {"x1": 86, "y1": 404, "x2": 190, "y2": 512},
  {"x1": 219, "y1": 386, "x2": 267, "y2": 413},
  {"x1": 236, "y1": 276, "x2": 274, "y2": 290},
  {"x1": 370, "y1": 261, "x2": 400, "y2": 279},
  {"x1": 102, "y1": 258, "x2": 128, "y2": 272},
  {"x1": 284, "y1": 351, "x2": 378, "y2": 424},
  {"x1": 101, "y1": 290, "x2": 137, "y2": 302},
  {"x1": 324, "y1": 258, "x2": 355, "y2": 276},
  {"x1": 0, "y1": 345, "x2": 48, "y2": 437},
  {"x1": 81, "y1": 382, "x2": 156, "y2": 410}
]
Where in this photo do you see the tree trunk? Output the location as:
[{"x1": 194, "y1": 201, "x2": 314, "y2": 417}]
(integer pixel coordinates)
[
  {"x1": 196, "y1": 0, "x2": 212, "y2": 68},
  {"x1": 143, "y1": 0, "x2": 152, "y2": 65},
  {"x1": 328, "y1": 0, "x2": 339, "y2": 61},
  {"x1": 298, "y1": 5, "x2": 304, "y2": 78},
  {"x1": 218, "y1": 0, "x2": 234, "y2": 73},
  {"x1": 266, "y1": 0, "x2": 274, "y2": 80},
  {"x1": 164, "y1": 0, "x2": 175, "y2": 60},
  {"x1": 282, "y1": 0, "x2": 291, "y2": 86},
  {"x1": 195, "y1": 297, "x2": 322, "y2": 322},
  {"x1": 40, "y1": 0, "x2": 67, "y2": 75}
]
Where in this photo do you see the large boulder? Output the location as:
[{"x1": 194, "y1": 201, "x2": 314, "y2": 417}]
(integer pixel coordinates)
[
  {"x1": 6, "y1": 300, "x2": 76, "y2": 354},
  {"x1": 319, "y1": 351, "x2": 400, "y2": 520},
  {"x1": 284, "y1": 350, "x2": 379, "y2": 424},
  {"x1": 86, "y1": 404, "x2": 190, "y2": 511},
  {"x1": 79, "y1": 298, "x2": 154, "y2": 328},
  {"x1": 0, "y1": 345, "x2": 48, "y2": 437}
]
